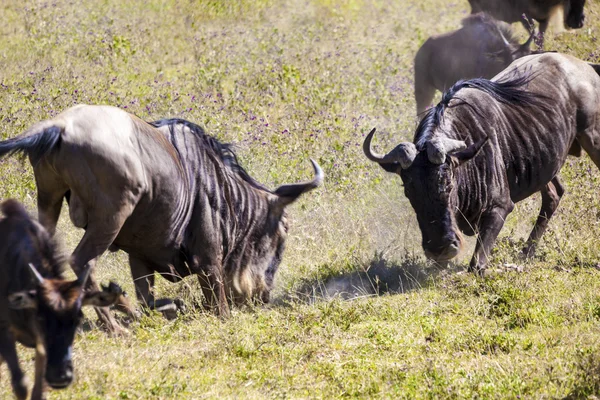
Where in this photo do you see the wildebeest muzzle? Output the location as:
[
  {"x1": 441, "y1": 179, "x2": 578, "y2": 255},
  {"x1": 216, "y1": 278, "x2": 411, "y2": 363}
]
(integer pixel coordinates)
[{"x1": 46, "y1": 355, "x2": 74, "y2": 389}]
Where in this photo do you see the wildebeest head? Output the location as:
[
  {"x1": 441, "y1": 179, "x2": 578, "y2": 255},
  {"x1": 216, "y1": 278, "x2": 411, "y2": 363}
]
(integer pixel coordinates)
[
  {"x1": 363, "y1": 129, "x2": 487, "y2": 261},
  {"x1": 248, "y1": 159, "x2": 323, "y2": 302},
  {"x1": 2, "y1": 200, "x2": 122, "y2": 389},
  {"x1": 477, "y1": 13, "x2": 534, "y2": 65},
  {"x1": 148, "y1": 118, "x2": 324, "y2": 306},
  {"x1": 565, "y1": 0, "x2": 586, "y2": 29}
]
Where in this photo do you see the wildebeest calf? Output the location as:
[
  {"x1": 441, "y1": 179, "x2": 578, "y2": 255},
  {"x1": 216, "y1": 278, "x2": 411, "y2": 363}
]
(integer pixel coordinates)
[
  {"x1": 0, "y1": 199, "x2": 123, "y2": 400},
  {"x1": 414, "y1": 13, "x2": 533, "y2": 116}
]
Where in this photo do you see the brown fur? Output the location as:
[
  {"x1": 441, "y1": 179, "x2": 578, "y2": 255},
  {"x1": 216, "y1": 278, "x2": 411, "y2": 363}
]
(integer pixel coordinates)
[
  {"x1": 0, "y1": 199, "x2": 123, "y2": 399},
  {"x1": 414, "y1": 13, "x2": 533, "y2": 115},
  {"x1": 39, "y1": 280, "x2": 81, "y2": 313}
]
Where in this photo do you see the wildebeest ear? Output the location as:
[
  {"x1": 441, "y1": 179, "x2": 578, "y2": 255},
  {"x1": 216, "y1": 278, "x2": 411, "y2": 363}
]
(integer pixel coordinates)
[
  {"x1": 82, "y1": 282, "x2": 123, "y2": 307},
  {"x1": 8, "y1": 290, "x2": 37, "y2": 309},
  {"x1": 450, "y1": 137, "x2": 489, "y2": 166}
]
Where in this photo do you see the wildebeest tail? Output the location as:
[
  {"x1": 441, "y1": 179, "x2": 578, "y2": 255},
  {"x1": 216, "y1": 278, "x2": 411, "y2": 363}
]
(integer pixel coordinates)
[
  {"x1": 0, "y1": 120, "x2": 64, "y2": 165},
  {"x1": 589, "y1": 63, "x2": 600, "y2": 76}
]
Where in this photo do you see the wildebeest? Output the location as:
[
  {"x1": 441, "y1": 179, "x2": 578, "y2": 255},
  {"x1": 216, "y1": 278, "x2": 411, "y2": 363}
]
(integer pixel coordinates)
[
  {"x1": 364, "y1": 52, "x2": 600, "y2": 273},
  {"x1": 468, "y1": 0, "x2": 586, "y2": 43},
  {"x1": 0, "y1": 105, "x2": 323, "y2": 331},
  {"x1": 414, "y1": 12, "x2": 534, "y2": 115},
  {"x1": 0, "y1": 199, "x2": 122, "y2": 400}
]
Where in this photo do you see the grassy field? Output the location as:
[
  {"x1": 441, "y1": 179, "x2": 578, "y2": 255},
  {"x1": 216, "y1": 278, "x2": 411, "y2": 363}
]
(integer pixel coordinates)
[{"x1": 2, "y1": 0, "x2": 600, "y2": 398}]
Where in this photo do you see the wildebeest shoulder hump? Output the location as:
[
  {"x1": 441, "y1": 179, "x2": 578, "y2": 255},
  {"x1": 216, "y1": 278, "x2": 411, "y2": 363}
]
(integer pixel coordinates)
[
  {"x1": 414, "y1": 72, "x2": 551, "y2": 151},
  {"x1": 150, "y1": 118, "x2": 271, "y2": 192}
]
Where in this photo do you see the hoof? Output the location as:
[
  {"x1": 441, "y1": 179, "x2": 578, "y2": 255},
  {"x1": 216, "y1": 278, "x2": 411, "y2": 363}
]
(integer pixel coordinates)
[
  {"x1": 468, "y1": 265, "x2": 486, "y2": 277},
  {"x1": 502, "y1": 263, "x2": 525, "y2": 273},
  {"x1": 12, "y1": 376, "x2": 29, "y2": 400},
  {"x1": 151, "y1": 298, "x2": 186, "y2": 320},
  {"x1": 95, "y1": 317, "x2": 129, "y2": 337},
  {"x1": 519, "y1": 247, "x2": 534, "y2": 260}
]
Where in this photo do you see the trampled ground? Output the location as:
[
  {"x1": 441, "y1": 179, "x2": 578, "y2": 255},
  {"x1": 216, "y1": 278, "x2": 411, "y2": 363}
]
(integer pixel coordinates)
[{"x1": 1, "y1": 0, "x2": 600, "y2": 398}]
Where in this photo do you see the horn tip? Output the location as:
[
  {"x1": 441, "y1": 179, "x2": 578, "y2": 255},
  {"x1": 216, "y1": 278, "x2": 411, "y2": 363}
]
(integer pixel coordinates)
[
  {"x1": 309, "y1": 159, "x2": 324, "y2": 187},
  {"x1": 28, "y1": 263, "x2": 45, "y2": 284}
]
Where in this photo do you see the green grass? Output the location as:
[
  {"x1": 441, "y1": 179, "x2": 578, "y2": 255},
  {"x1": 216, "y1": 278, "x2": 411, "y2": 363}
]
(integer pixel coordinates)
[{"x1": 2, "y1": 0, "x2": 600, "y2": 398}]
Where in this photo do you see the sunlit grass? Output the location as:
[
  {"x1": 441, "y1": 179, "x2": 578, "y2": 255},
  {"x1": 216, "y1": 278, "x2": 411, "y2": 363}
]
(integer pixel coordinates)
[{"x1": 1, "y1": 0, "x2": 600, "y2": 398}]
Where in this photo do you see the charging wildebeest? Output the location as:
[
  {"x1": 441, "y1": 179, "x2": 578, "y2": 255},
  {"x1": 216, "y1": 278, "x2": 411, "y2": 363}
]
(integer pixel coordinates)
[
  {"x1": 468, "y1": 0, "x2": 586, "y2": 45},
  {"x1": 0, "y1": 199, "x2": 122, "y2": 400},
  {"x1": 364, "y1": 52, "x2": 600, "y2": 274},
  {"x1": 414, "y1": 13, "x2": 534, "y2": 115},
  {"x1": 0, "y1": 106, "x2": 323, "y2": 332}
]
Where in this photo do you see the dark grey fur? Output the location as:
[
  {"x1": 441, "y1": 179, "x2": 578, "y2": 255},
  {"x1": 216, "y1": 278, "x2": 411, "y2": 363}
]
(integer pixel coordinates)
[
  {"x1": 365, "y1": 53, "x2": 600, "y2": 273},
  {"x1": 0, "y1": 107, "x2": 323, "y2": 331}
]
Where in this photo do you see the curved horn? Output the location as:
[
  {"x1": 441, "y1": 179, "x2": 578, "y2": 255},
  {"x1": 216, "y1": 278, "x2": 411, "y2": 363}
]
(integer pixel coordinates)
[
  {"x1": 427, "y1": 137, "x2": 467, "y2": 164},
  {"x1": 78, "y1": 266, "x2": 92, "y2": 287},
  {"x1": 363, "y1": 128, "x2": 417, "y2": 169},
  {"x1": 497, "y1": 28, "x2": 510, "y2": 47},
  {"x1": 363, "y1": 128, "x2": 388, "y2": 163},
  {"x1": 274, "y1": 159, "x2": 324, "y2": 207},
  {"x1": 514, "y1": 29, "x2": 535, "y2": 56},
  {"x1": 28, "y1": 263, "x2": 45, "y2": 285}
]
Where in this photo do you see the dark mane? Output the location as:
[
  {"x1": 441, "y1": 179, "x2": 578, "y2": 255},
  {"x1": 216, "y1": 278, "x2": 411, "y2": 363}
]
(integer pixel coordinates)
[
  {"x1": 149, "y1": 118, "x2": 270, "y2": 192},
  {"x1": 414, "y1": 71, "x2": 548, "y2": 150}
]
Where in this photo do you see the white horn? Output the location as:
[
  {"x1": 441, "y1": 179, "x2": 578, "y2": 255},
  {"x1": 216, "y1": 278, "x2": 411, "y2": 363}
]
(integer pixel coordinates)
[{"x1": 28, "y1": 263, "x2": 45, "y2": 285}]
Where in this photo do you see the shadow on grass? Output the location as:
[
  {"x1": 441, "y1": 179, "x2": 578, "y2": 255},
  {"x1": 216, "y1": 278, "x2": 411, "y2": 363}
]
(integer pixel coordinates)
[{"x1": 275, "y1": 253, "x2": 451, "y2": 305}]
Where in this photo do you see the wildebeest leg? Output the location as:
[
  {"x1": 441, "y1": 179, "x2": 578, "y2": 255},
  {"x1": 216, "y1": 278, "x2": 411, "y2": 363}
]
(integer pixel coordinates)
[
  {"x1": 70, "y1": 222, "x2": 133, "y2": 334},
  {"x1": 0, "y1": 329, "x2": 28, "y2": 400},
  {"x1": 569, "y1": 140, "x2": 582, "y2": 156},
  {"x1": 415, "y1": 81, "x2": 436, "y2": 117},
  {"x1": 537, "y1": 19, "x2": 549, "y2": 48},
  {"x1": 31, "y1": 340, "x2": 47, "y2": 400},
  {"x1": 578, "y1": 131, "x2": 600, "y2": 170},
  {"x1": 522, "y1": 176, "x2": 564, "y2": 258},
  {"x1": 468, "y1": 204, "x2": 514, "y2": 275},
  {"x1": 414, "y1": 47, "x2": 435, "y2": 117},
  {"x1": 198, "y1": 265, "x2": 229, "y2": 317},
  {"x1": 129, "y1": 256, "x2": 183, "y2": 319},
  {"x1": 129, "y1": 255, "x2": 155, "y2": 308},
  {"x1": 34, "y1": 164, "x2": 69, "y2": 237}
]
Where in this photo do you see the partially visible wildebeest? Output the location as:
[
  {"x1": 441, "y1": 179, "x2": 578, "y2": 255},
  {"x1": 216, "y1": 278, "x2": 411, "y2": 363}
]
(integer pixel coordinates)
[
  {"x1": 468, "y1": 0, "x2": 586, "y2": 43},
  {"x1": 0, "y1": 106, "x2": 323, "y2": 331},
  {"x1": 0, "y1": 199, "x2": 122, "y2": 400},
  {"x1": 414, "y1": 12, "x2": 534, "y2": 115},
  {"x1": 364, "y1": 52, "x2": 600, "y2": 274}
]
